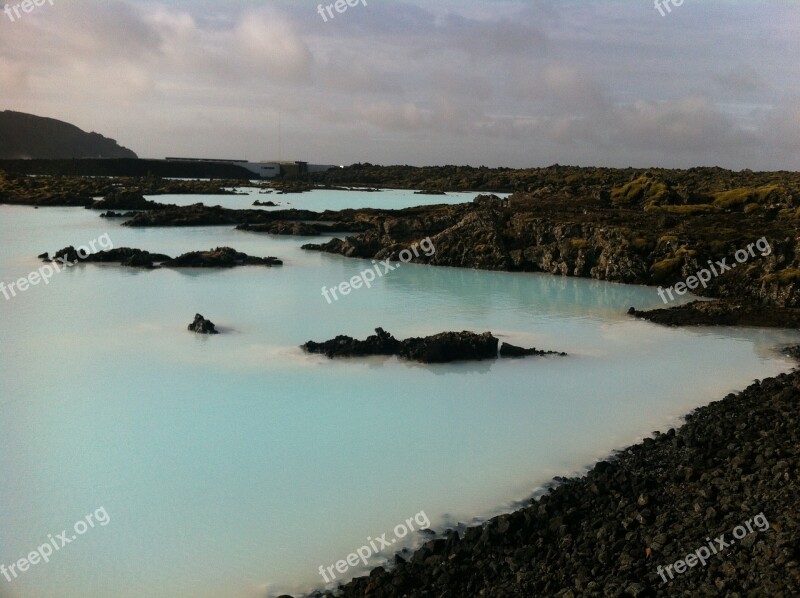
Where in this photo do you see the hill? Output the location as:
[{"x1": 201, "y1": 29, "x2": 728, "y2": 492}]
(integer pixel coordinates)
[{"x1": 0, "y1": 110, "x2": 137, "y2": 159}]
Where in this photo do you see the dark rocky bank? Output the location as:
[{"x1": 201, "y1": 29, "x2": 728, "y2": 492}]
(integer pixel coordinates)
[
  {"x1": 629, "y1": 301, "x2": 800, "y2": 328},
  {"x1": 303, "y1": 328, "x2": 565, "y2": 364},
  {"x1": 88, "y1": 189, "x2": 172, "y2": 211},
  {"x1": 0, "y1": 171, "x2": 247, "y2": 207},
  {"x1": 294, "y1": 367, "x2": 800, "y2": 598},
  {"x1": 298, "y1": 189, "x2": 800, "y2": 317},
  {"x1": 29, "y1": 166, "x2": 791, "y2": 329},
  {"x1": 103, "y1": 166, "x2": 800, "y2": 326}
]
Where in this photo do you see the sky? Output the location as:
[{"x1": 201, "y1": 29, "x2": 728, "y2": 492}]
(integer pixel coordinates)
[{"x1": 1, "y1": 0, "x2": 799, "y2": 169}]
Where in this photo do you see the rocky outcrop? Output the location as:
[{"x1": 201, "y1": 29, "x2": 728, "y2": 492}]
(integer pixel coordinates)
[
  {"x1": 120, "y1": 197, "x2": 797, "y2": 312},
  {"x1": 122, "y1": 205, "x2": 333, "y2": 227},
  {"x1": 303, "y1": 329, "x2": 564, "y2": 364},
  {"x1": 86, "y1": 248, "x2": 170, "y2": 268},
  {"x1": 187, "y1": 314, "x2": 218, "y2": 334},
  {"x1": 300, "y1": 198, "x2": 799, "y2": 309},
  {"x1": 473, "y1": 193, "x2": 508, "y2": 208},
  {"x1": 304, "y1": 370, "x2": 800, "y2": 597},
  {"x1": 499, "y1": 343, "x2": 566, "y2": 358},
  {"x1": 100, "y1": 211, "x2": 137, "y2": 218},
  {"x1": 303, "y1": 328, "x2": 402, "y2": 359},
  {"x1": 399, "y1": 331, "x2": 498, "y2": 363},
  {"x1": 629, "y1": 300, "x2": 800, "y2": 328},
  {"x1": 41, "y1": 246, "x2": 170, "y2": 268},
  {"x1": 39, "y1": 246, "x2": 281, "y2": 269},
  {"x1": 239, "y1": 221, "x2": 322, "y2": 236},
  {"x1": 162, "y1": 247, "x2": 282, "y2": 268},
  {"x1": 89, "y1": 189, "x2": 167, "y2": 211},
  {"x1": 124, "y1": 204, "x2": 248, "y2": 227}
]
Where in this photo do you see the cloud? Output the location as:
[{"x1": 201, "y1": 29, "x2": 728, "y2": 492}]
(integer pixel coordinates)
[
  {"x1": 762, "y1": 99, "x2": 800, "y2": 152},
  {"x1": 611, "y1": 97, "x2": 753, "y2": 153},
  {"x1": 356, "y1": 101, "x2": 426, "y2": 132},
  {"x1": 235, "y1": 8, "x2": 313, "y2": 82},
  {"x1": 508, "y1": 64, "x2": 608, "y2": 114},
  {"x1": 445, "y1": 13, "x2": 547, "y2": 59},
  {"x1": 0, "y1": 58, "x2": 28, "y2": 95},
  {"x1": 714, "y1": 65, "x2": 766, "y2": 95}
]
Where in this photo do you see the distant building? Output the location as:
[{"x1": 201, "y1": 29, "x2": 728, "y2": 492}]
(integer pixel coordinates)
[{"x1": 264, "y1": 161, "x2": 340, "y2": 176}]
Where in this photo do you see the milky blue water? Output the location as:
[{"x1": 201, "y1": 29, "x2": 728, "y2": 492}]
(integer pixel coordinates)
[
  {"x1": 1, "y1": 192, "x2": 798, "y2": 598},
  {"x1": 152, "y1": 187, "x2": 483, "y2": 211}
]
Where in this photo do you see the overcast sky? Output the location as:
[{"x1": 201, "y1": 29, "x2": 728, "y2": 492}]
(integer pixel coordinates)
[{"x1": 1, "y1": 0, "x2": 799, "y2": 169}]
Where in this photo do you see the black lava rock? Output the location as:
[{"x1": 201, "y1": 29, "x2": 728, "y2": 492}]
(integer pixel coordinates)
[{"x1": 188, "y1": 314, "x2": 218, "y2": 335}]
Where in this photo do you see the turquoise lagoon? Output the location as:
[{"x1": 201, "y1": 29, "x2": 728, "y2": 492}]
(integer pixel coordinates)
[{"x1": 0, "y1": 190, "x2": 798, "y2": 598}]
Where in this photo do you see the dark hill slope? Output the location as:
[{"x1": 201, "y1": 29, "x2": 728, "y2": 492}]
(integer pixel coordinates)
[{"x1": 0, "y1": 110, "x2": 137, "y2": 159}]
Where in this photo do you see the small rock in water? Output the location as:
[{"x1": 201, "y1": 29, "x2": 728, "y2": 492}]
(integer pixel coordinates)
[{"x1": 188, "y1": 314, "x2": 218, "y2": 334}]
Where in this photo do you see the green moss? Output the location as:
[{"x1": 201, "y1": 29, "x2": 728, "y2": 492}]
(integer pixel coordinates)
[
  {"x1": 713, "y1": 185, "x2": 781, "y2": 209},
  {"x1": 611, "y1": 176, "x2": 672, "y2": 207},
  {"x1": 570, "y1": 239, "x2": 588, "y2": 250},
  {"x1": 763, "y1": 269, "x2": 800, "y2": 284},
  {"x1": 743, "y1": 203, "x2": 760, "y2": 214},
  {"x1": 650, "y1": 257, "x2": 682, "y2": 280}
]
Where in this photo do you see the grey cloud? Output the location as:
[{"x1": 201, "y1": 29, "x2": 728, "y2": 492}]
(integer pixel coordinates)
[{"x1": 714, "y1": 65, "x2": 767, "y2": 95}]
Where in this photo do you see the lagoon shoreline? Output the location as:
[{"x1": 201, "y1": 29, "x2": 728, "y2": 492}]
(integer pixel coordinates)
[{"x1": 298, "y1": 361, "x2": 800, "y2": 598}]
